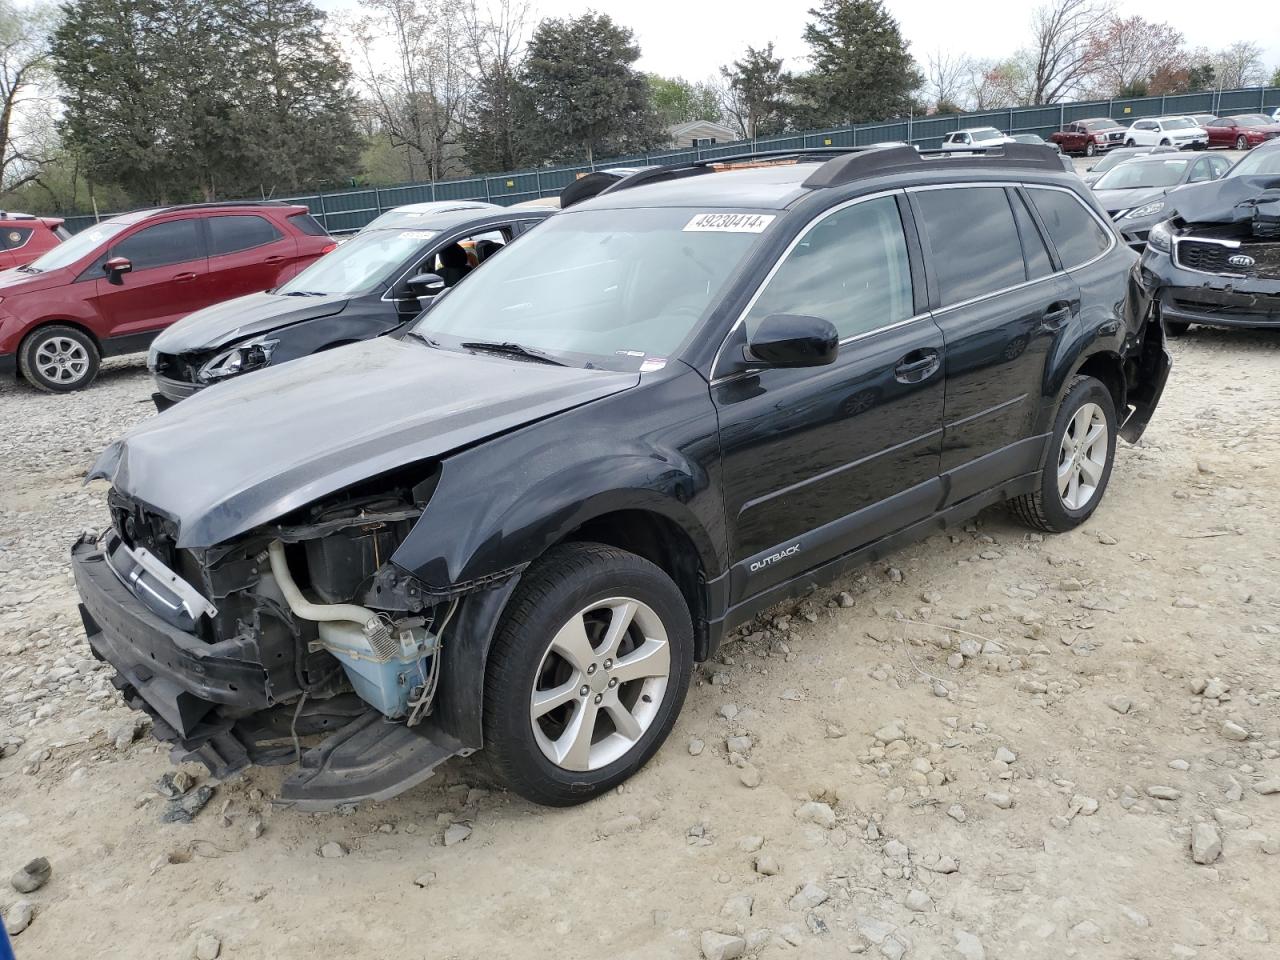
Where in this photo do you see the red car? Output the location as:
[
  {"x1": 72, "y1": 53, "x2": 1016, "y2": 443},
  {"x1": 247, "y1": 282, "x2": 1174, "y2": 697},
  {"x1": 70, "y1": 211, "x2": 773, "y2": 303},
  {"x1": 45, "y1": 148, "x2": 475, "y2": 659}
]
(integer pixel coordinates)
[
  {"x1": 0, "y1": 201, "x2": 333, "y2": 392},
  {"x1": 1202, "y1": 114, "x2": 1280, "y2": 151},
  {"x1": 0, "y1": 211, "x2": 67, "y2": 268},
  {"x1": 1049, "y1": 117, "x2": 1128, "y2": 156}
]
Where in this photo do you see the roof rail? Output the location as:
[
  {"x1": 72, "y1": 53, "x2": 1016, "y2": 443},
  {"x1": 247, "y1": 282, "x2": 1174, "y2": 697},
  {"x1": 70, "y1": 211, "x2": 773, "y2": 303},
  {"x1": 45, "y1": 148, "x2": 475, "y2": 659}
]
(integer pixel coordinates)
[
  {"x1": 596, "y1": 147, "x2": 871, "y2": 198},
  {"x1": 803, "y1": 143, "x2": 1064, "y2": 188},
  {"x1": 160, "y1": 199, "x2": 295, "y2": 213}
]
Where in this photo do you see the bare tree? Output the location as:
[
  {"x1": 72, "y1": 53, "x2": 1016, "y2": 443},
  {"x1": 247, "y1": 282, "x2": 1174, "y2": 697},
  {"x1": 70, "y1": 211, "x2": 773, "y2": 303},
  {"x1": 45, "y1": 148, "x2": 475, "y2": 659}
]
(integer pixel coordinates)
[
  {"x1": 1027, "y1": 0, "x2": 1112, "y2": 104},
  {"x1": 0, "y1": 1, "x2": 55, "y2": 192},
  {"x1": 459, "y1": 0, "x2": 531, "y2": 172},
  {"x1": 967, "y1": 57, "x2": 1030, "y2": 110},
  {"x1": 1082, "y1": 15, "x2": 1185, "y2": 96},
  {"x1": 1213, "y1": 42, "x2": 1267, "y2": 89},
  {"x1": 346, "y1": 0, "x2": 471, "y2": 182},
  {"x1": 925, "y1": 49, "x2": 970, "y2": 112}
]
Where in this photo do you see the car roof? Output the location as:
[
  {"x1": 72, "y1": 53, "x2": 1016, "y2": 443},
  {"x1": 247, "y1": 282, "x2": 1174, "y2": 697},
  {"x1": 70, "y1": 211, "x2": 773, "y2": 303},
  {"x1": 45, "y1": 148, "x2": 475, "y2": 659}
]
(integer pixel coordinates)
[
  {"x1": 104, "y1": 201, "x2": 308, "y2": 227},
  {"x1": 363, "y1": 203, "x2": 549, "y2": 232}
]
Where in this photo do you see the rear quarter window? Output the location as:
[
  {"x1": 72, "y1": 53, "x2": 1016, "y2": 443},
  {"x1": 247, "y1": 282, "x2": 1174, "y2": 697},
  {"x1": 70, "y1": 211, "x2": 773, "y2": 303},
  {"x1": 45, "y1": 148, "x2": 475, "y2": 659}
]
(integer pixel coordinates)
[
  {"x1": 0, "y1": 226, "x2": 33, "y2": 250},
  {"x1": 1027, "y1": 188, "x2": 1112, "y2": 269},
  {"x1": 288, "y1": 213, "x2": 329, "y2": 237}
]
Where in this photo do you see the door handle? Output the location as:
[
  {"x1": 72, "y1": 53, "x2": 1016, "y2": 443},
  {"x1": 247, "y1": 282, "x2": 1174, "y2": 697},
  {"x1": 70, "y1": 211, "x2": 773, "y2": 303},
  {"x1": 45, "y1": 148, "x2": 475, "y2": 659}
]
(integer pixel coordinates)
[
  {"x1": 263, "y1": 255, "x2": 284, "y2": 264},
  {"x1": 894, "y1": 349, "x2": 941, "y2": 384},
  {"x1": 1042, "y1": 300, "x2": 1075, "y2": 331},
  {"x1": 172, "y1": 272, "x2": 197, "y2": 282}
]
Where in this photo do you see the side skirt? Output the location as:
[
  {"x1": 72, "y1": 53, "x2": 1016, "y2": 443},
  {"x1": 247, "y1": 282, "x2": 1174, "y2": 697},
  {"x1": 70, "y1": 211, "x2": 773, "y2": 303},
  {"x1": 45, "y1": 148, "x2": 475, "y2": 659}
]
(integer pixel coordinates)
[{"x1": 706, "y1": 472, "x2": 1039, "y2": 650}]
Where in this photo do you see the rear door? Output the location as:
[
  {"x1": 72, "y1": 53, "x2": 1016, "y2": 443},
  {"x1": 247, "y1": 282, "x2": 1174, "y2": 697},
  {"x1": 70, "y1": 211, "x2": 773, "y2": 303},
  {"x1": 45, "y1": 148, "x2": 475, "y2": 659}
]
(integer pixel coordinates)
[
  {"x1": 202, "y1": 213, "x2": 296, "y2": 304},
  {"x1": 909, "y1": 184, "x2": 1080, "y2": 504},
  {"x1": 87, "y1": 217, "x2": 209, "y2": 337},
  {"x1": 713, "y1": 192, "x2": 946, "y2": 603}
]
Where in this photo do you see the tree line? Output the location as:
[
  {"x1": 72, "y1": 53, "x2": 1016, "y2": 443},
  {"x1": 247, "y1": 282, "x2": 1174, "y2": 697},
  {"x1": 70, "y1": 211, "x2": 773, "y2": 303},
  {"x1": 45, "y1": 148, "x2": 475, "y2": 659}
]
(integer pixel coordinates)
[{"x1": 0, "y1": 0, "x2": 1277, "y2": 216}]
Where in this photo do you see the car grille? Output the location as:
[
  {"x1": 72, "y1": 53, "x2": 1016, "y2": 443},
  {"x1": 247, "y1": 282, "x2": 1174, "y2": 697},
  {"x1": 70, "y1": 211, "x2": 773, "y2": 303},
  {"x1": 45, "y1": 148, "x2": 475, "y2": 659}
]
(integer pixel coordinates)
[
  {"x1": 1106, "y1": 131, "x2": 1124, "y2": 142},
  {"x1": 153, "y1": 352, "x2": 211, "y2": 385},
  {"x1": 1175, "y1": 239, "x2": 1280, "y2": 279}
]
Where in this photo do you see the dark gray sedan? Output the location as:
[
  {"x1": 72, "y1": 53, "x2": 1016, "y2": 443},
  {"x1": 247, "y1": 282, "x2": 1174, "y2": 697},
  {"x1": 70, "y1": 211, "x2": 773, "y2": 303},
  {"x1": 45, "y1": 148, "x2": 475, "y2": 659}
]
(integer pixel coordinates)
[{"x1": 1092, "y1": 152, "x2": 1231, "y2": 247}]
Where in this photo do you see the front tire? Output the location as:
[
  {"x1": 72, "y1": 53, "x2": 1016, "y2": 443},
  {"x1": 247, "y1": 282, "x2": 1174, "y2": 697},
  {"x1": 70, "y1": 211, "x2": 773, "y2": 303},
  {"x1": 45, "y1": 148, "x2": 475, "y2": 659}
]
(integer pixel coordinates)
[
  {"x1": 1085, "y1": 142, "x2": 1096, "y2": 157},
  {"x1": 18, "y1": 325, "x2": 101, "y2": 393},
  {"x1": 1125, "y1": 138, "x2": 1136, "y2": 147},
  {"x1": 483, "y1": 542, "x2": 694, "y2": 806},
  {"x1": 1236, "y1": 135, "x2": 1248, "y2": 151},
  {"x1": 1009, "y1": 376, "x2": 1117, "y2": 533}
]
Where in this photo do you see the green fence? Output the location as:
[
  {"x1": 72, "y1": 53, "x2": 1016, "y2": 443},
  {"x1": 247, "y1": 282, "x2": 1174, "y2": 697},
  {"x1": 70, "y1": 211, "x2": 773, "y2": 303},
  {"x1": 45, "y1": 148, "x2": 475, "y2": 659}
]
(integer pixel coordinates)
[{"x1": 60, "y1": 84, "x2": 1280, "y2": 235}]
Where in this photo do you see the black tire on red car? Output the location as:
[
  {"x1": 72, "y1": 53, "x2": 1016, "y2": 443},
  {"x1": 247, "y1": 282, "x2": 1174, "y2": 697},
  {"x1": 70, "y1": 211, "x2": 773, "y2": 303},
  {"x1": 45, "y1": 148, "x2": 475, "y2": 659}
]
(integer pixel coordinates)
[
  {"x1": 18, "y1": 324, "x2": 101, "y2": 393},
  {"x1": 1085, "y1": 142, "x2": 1096, "y2": 157},
  {"x1": 1236, "y1": 135, "x2": 1248, "y2": 151}
]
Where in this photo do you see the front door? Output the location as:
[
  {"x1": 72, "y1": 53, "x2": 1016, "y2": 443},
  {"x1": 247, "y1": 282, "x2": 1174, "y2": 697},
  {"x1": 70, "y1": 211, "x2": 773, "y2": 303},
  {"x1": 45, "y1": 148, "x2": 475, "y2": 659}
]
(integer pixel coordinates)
[
  {"x1": 713, "y1": 193, "x2": 946, "y2": 604},
  {"x1": 909, "y1": 185, "x2": 1079, "y2": 503},
  {"x1": 87, "y1": 217, "x2": 209, "y2": 337}
]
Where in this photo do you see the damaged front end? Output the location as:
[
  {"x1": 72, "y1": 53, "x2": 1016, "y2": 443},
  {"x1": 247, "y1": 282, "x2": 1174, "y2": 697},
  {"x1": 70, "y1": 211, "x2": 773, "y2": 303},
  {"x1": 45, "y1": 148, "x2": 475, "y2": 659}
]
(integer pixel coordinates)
[
  {"x1": 1142, "y1": 176, "x2": 1280, "y2": 329},
  {"x1": 74, "y1": 476, "x2": 486, "y2": 810}
]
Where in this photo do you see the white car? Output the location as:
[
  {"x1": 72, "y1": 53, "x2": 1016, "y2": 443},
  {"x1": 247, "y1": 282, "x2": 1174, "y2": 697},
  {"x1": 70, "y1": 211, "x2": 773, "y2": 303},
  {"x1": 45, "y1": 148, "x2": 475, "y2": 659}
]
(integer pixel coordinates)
[
  {"x1": 1123, "y1": 116, "x2": 1208, "y2": 150},
  {"x1": 939, "y1": 127, "x2": 1017, "y2": 151}
]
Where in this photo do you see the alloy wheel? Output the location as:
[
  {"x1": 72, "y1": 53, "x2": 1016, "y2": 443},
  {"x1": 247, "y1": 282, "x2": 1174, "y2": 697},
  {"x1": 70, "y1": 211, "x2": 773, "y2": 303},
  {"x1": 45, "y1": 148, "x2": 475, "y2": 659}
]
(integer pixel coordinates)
[
  {"x1": 529, "y1": 597, "x2": 670, "y2": 772},
  {"x1": 1236, "y1": 135, "x2": 1248, "y2": 151},
  {"x1": 1057, "y1": 402, "x2": 1108, "y2": 511},
  {"x1": 34, "y1": 336, "x2": 91, "y2": 385}
]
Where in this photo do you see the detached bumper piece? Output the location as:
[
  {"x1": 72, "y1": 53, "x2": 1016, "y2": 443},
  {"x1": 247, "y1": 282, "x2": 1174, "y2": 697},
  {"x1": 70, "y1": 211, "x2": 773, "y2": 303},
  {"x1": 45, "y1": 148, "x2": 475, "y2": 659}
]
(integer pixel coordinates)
[{"x1": 1162, "y1": 286, "x2": 1280, "y2": 329}]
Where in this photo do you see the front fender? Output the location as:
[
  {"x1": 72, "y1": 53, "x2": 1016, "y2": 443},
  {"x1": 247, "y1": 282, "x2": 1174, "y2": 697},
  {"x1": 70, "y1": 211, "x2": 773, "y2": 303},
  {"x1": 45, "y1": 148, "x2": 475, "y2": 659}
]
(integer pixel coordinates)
[{"x1": 389, "y1": 366, "x2": 727, "y2": 591}]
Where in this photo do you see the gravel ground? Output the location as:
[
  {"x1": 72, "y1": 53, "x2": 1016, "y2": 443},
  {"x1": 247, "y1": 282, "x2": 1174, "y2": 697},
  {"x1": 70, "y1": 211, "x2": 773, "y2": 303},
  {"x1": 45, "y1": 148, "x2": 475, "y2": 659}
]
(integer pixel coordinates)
[{"x1": 3, "y1": 325, "x2": 1280, "y2": 957}]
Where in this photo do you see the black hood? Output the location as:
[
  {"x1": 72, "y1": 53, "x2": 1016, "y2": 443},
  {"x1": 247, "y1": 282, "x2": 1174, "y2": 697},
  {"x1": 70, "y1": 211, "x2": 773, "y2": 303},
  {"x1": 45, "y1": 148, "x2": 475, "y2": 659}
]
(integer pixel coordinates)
[
  {"x1": 89, "y1": 337, "x2": 638, "y2": 548},
  {"x1": 1166, "y1": 174, "x2": 1280, "y2": 225},
  {"x1": 150, "y1": 291, "x2": 351, "y2": 354}
]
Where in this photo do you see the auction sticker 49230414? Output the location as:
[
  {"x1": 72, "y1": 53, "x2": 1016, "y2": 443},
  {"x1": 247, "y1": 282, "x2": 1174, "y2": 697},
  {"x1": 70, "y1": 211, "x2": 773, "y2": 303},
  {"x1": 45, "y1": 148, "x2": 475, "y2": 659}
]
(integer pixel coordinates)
[{"x1": 683, "y1": 213, "x2": 776, "y2": 233}]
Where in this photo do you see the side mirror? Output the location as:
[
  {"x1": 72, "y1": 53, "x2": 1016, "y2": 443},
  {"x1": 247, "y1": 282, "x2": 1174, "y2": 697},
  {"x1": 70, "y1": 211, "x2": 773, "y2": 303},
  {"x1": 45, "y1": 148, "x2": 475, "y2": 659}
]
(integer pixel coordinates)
[
  {"x1": 104, "y1": 256, "x2": 132, "y2": 285},
  {"x1": 745, "y1": 314, "x2": 839, "y2": 369},
  {"x1": 1086, "y1": 165, "x2": 1095, "y2": 171},
  {"x1": 405, "y1": 271, "x2": 445, "y2": 300}
]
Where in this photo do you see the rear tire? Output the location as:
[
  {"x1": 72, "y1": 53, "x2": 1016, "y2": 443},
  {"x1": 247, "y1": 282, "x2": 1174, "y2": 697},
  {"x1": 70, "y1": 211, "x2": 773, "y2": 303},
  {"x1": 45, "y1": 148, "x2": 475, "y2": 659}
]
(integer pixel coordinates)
[
  {"x1": 18, "y1": 324, "x2": 100, "y2": 393},
  {"x1": 1009, "y1": 376, "x2": 1117, "y2": 534},
  {"x1": 483, "y1": 542, "x2": 694, "y2": 806},
  {"x1": 1164, "y1": 320, "x2": 1191, "y2": 337}
]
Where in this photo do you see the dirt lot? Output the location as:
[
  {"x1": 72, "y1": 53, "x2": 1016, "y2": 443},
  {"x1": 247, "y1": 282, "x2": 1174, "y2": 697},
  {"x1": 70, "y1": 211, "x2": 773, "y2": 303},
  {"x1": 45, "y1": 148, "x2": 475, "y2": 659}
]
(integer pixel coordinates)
[{"x1": 2, "y1": 323, "x2": 1279, "y2": 960}]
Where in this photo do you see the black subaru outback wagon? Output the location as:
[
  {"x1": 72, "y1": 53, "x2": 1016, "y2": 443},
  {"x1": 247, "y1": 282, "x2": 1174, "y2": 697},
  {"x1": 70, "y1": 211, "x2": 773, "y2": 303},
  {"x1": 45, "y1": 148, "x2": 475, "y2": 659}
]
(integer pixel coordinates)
[{"x1": 73, "y1": 144, "x2": 1170, "y2": 809}]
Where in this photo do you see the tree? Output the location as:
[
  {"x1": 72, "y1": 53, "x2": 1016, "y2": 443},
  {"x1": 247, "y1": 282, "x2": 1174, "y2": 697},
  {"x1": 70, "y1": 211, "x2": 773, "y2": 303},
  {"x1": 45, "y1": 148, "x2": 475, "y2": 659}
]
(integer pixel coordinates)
[
  {"x1": 648, "y1": 75, "x2": 721, "y2": 127},
  {"x1": 1272, "y1": 66, "x2": 1280, "y2": 88},
  {"x1": 1026, "y1": 0, "x2": 1112, "y2": 103},
  {"x1": 225, "y1": 0, "x2": 360, "y2": 193},
  {"x1": 520, "y1": 12, "x2": 665, "y2": 165},
  {"x1": 792, "y1": 0, "x2": 921, "y2": 125},
  {"x1": 1212, "y1": 42, "x2": 1266, "y2": 89},
  {"x1": 718, "y1": 43, "x2": 792, "y2": 139},
  {"x1": 1081, "y1": 15, "x2": 1184, "y2": 97},
  {"x1": 460, "y1": 0, "x2": 532, "y2": 173},
  {"x1": 925, "y1": 49, "x2": 969, "y2": 113},
  {"x1": 348, "y1": 0, "x2": 470, "y2": 182},
  {"x1": 0, "y1": 1, "x2": 55, "y2": 192},
  {"x1": 967, "y1": 58, "x2": 1030, "y2": 109}
]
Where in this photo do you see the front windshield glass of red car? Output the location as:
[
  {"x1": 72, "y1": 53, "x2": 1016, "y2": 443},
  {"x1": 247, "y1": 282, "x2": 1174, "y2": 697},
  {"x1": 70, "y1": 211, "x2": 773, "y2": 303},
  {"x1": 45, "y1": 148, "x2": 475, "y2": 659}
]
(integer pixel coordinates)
[
  {"x1": 23, "y1": 221, "x2": 128, "y2": 273},
  {"x1": 414, "y1": 206, "x2": 771, "y2": 370}
]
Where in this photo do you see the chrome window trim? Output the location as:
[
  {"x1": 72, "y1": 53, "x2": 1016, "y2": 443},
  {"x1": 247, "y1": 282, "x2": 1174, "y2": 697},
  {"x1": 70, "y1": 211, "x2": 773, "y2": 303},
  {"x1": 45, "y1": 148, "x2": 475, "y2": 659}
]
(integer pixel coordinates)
[
  {"x1": 709, "y1": 181, "x2": 1117, "y2": 384},
  {"x1": 708, "y1": 187, "x2": 908, "y2": 383}
]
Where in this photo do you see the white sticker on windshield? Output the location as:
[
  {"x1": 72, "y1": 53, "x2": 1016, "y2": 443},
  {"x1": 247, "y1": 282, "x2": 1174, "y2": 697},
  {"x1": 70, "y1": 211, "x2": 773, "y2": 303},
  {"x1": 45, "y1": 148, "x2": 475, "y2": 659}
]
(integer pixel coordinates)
[
  {"x1": 683, "y1": 213, "x2": 775, "y2": 233},
  {"x1": 640, "y1": 357, "x2": 667, "y2": 372},
  {"x1": 398, "y1": 230, "x2": 436, "y2": 240}
]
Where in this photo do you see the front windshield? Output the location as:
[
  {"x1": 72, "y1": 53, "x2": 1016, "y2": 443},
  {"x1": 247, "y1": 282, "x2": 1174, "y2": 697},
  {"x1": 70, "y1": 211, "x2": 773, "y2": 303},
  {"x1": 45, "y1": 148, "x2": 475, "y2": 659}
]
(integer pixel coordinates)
[
  {"x1": 1162, "y1": 118, "x2": 1194, "y2": 130},
  {"x1": 1085, "y1": 120, "x2": 1122, "y2": 131},
  {"x1": 414, "y1": 207, "x2": 769, "y2": 369},
  {"x1": 1226, "y1": 145, "x2": 1280, "y2": 177},
  {"x1": 1095, "y1": 158, "x2": 1189, "y2": 189},
  {"x1": 24, "y1": 221, "x2": 128, "y2": 272},
  {"x1": 277, "y1": 228, "x2": 437, "y2": 295}
]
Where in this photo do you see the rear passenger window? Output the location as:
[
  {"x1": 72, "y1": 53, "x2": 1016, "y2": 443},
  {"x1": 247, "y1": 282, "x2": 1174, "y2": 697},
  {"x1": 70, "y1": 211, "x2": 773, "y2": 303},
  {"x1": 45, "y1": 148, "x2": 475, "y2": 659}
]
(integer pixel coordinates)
[
  {"x1": 208, "y1": 215, "x2": 282, "y2": 255},
  {"x1": 1011, "y1": 193, "x2": 1054, "y2": 280},
  {"x1": 913, "y1": 187, "x2": 1025, "y2": 304},
  {"x1": 745, "y1": 195, "x2": 914, "y2": 341},
  {"x1": 1027, "y1": 188, "x2": 1111, "y2": 269}
]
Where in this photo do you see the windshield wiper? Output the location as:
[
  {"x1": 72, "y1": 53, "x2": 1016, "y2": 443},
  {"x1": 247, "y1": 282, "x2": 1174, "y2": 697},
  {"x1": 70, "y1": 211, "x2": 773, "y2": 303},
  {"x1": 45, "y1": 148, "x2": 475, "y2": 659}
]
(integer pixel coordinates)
[
  {"x1": 16, "y1": 264, "x2": 40, "y2": 274},
  {"x1": 282, "y1": 290, "x2": 327, "y2": 297},
  {"x1": 460, "y1": 340, "x2": 568, "y2": 366}
]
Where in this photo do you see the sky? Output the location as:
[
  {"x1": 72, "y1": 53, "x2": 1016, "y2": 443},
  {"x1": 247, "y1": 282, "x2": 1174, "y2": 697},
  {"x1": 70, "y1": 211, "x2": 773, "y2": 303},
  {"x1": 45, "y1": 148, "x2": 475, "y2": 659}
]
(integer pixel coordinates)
[{"x1": 321, "y1": 0, "x2": 1280, "y2": 82}]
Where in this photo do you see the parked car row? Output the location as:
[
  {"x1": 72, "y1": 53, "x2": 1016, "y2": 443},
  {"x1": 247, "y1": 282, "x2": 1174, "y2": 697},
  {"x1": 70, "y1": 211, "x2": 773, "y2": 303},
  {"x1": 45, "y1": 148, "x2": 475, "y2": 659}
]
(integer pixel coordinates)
[
  {"x1": 70, "y1": 141, "x2": 1172, "y2": 810},
  {"x1": 1052, "y1": 112, "x2": 1280, "y2": 156}
]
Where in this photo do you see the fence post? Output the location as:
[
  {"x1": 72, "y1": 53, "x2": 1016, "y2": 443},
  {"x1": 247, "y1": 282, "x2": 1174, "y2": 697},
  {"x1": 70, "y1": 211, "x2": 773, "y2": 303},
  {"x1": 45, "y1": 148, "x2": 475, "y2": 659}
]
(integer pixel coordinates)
[
  {"x1": 373, "y1": 186, "x2": 382, "y2": 216},
  {"x1": 535, "y1": 170, "x2": 542, "y2": 199},
  {"x1": 315, "y1": 192, "x2": 327, "y2": 231},
  {"x1": 907, "y1": 111, "x2": 912, "y2": 145}
]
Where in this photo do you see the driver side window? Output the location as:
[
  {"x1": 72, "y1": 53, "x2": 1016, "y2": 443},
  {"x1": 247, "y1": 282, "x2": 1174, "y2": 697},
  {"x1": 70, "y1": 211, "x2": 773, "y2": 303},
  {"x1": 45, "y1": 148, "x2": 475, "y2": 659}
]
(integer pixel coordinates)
[
  {"x1": 419, "y1": 228, "x2": 510, "y2": 291},
  {"x1": 744, "y1": 196, "x2": 914, "y2": 342}
]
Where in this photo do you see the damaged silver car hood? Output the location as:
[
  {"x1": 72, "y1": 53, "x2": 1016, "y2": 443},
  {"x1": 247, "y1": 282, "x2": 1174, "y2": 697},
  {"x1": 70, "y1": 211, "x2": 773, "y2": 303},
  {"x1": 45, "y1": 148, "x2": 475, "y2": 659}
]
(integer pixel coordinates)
[{"x1": 89, "y1": 337, "x2": 638, "y2": 548}]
